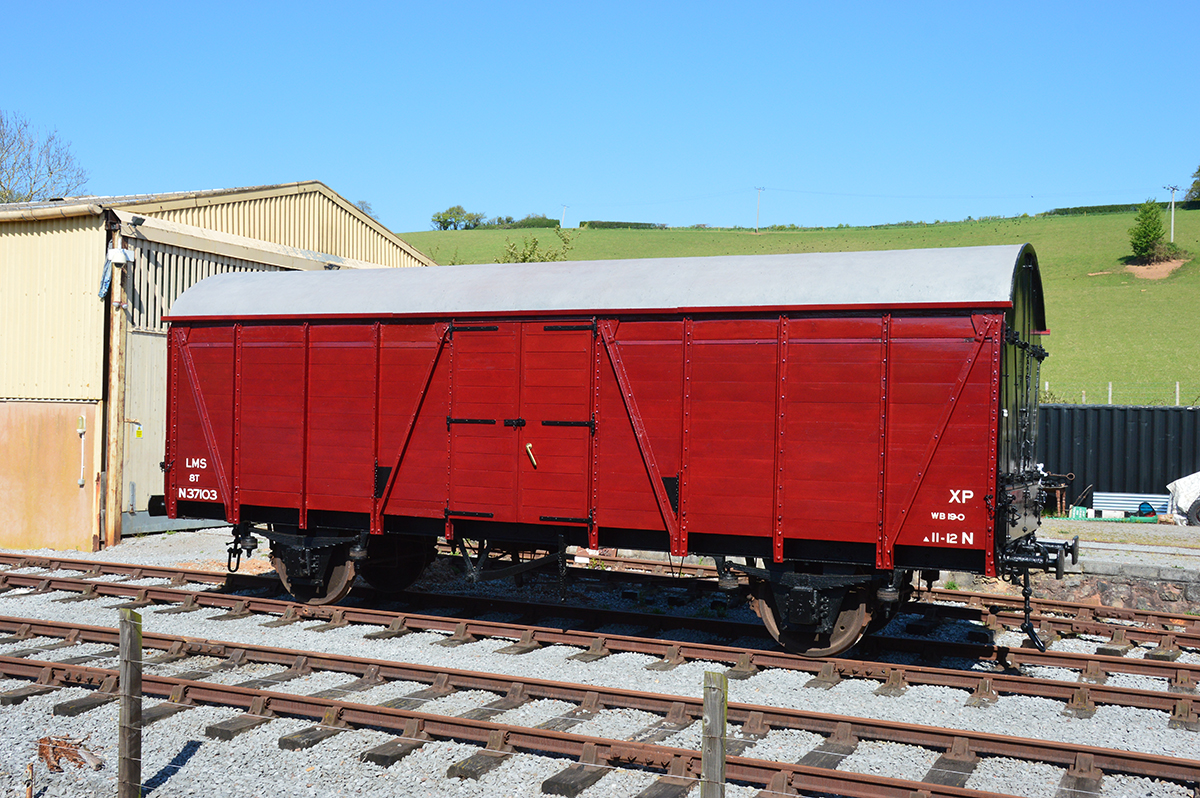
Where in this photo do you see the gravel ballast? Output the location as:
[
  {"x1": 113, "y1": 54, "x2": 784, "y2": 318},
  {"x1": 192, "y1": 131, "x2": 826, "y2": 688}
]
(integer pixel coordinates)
[{"x1": 1, "y1": 529, "x2": 1197, "y2": 796}]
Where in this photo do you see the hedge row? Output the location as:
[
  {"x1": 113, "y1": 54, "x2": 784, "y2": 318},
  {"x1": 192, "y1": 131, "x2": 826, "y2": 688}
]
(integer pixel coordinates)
[
  {"x1": 579, "y1": 221, "x2": 667, "y2": 230},
  {"x1": 510, "y1": 216, "x2": 560, "y2": 229},
  {"x1": 1041, "y1": 201, "x2": 1200, "y2": 217}
]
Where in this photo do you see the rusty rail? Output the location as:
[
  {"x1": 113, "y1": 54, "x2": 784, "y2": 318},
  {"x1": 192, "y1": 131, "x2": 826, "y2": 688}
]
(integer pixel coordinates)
[{"x1": 0, "y1": 623, "x2": 1197, "y2": 785}]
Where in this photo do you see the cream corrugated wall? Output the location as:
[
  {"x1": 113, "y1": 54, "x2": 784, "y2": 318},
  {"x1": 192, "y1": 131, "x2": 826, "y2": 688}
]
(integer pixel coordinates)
[
  {"x1": 128, "y1": 239, "x2": 282, "y2": 332},
  {"x1": 0, "y1": 215, "x2": 107, "y2": 400},
  {"x1": 150, "y1": 192, "x2": 425, "y2": 268}
]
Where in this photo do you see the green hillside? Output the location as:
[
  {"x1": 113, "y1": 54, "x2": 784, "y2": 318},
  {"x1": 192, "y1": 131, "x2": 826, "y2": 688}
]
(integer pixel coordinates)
[{"x1": 400, "y1": 210, "x2": 1200, "y2": 406}]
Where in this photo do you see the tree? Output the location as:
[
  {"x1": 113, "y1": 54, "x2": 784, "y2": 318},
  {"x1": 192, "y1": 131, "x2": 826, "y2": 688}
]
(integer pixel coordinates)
[
  {"x1": 1186, "y1": 164, "x2": 1200, "y2": 202},
  {"x1": 0, "y1": 110, "x2": 88, "y2": 203},
  {"x1": 431, "y1": 204, "x2": 469, "y2": 230},
  {"x1": 354, "y1": 200, "x2": 378, "y2": 220},
  {"x1": 1128, "y1": 199, "x2": 1165, "y2": 261}
]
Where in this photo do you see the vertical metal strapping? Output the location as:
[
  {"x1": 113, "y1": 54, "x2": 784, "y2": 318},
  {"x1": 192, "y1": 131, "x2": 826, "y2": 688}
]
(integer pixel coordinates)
[
  {"x1": 300, "y1": 322, "x2": 310, "y2": 530},
  {"x1": 166, "y1": 329, "x2": 179, "y2": 519},
  {"x1": 876, "y1": 314, "x2": 890, "y2": 569},
  {"x1": 589, "y1": 318, "x2": 601, "y2": 550},
  {"x1": 371, "y1": 322, "x2": 382, "y2": 535},
  {"x1": 232, "y1": 323, "x2": 243, "y2": 525},
  {"x1": 772, "y1": 315, "x2": 789, "y2": 563},
  {"x1": 986, "y1": 327, "x2": 1000, "y2": 575},
  {"x1": 444, "y1": 323, "x2": 456, "y2": 542},
  {"x1": 678, "y1": 318, "x2": 693, "y2": 557}
]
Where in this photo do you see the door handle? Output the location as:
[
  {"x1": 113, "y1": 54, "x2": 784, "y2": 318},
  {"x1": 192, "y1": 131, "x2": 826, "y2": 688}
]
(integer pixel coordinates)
[{"x1": 525, "y1": 443, "x2": 538, "y2": 468}]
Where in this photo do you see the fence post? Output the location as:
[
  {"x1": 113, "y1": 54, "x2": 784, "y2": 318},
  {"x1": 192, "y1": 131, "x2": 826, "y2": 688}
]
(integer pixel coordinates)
[
  {"x1": 1108, "y1": 382, "x2": 1112, "y2": 405},
  {"x1": 119, "y1": 608, "x2": 142, "y2": 798},
  {"x1": 701, "y1": 671, "x2": 727, "y2": 798}
]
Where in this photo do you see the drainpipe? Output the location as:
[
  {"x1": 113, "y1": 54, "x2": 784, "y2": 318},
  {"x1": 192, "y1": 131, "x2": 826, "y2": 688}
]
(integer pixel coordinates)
[{"x1": 104, "y1": 214, "x2": 129, "y2": 548}]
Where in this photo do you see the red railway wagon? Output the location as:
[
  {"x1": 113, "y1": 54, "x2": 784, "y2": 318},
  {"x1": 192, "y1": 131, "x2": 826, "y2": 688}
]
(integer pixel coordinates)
[{"x1": 161, "y1": 244, "x2": 1073, "y2": 655}]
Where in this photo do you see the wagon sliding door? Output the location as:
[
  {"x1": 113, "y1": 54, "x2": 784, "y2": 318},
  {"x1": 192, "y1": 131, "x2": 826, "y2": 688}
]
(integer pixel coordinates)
[
  {"x1": 446, "y1": 322, "x2": 594, "y2": 527},
  {"x1": 446, "y1": 323, "x2": 521, "y2": 522},
  {"x1": 516, "y1": 322, "x2": 594, "y2": 526}
]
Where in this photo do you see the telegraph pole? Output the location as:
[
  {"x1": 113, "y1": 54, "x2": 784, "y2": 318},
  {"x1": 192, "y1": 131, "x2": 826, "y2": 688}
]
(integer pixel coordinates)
[
  {"x1": 755, "y1": 187, "x2": 764, "y2": 234},
  {"x1": 1164, "y1": 185, "x2": 1180, "y2": 242},
  {"x1": 561, "y1": 204, "x2": 569, "y2": 227}
]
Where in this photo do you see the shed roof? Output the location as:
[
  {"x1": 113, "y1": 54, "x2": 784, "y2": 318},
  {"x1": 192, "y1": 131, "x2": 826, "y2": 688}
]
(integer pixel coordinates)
[
  {"x1": 0, "y1": 181, "x2": 435, "y2": 268},
  {"x1": 168, "y1": 244, "x2": 1045, "y2": 322}
]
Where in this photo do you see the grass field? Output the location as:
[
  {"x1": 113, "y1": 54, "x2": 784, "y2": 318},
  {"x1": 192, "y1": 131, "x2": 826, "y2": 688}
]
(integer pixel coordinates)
[{"x1": 399, "y1": 209, "x2": 1200, "y2": 405}]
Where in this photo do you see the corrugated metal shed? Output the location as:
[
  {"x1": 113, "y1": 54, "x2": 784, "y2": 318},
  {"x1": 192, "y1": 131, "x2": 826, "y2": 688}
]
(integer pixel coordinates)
[
  {"x1": 2, "y1": 182, "x2": 433, "y2": 269},
  {"x1": 0, "y1": 181, "x2": 431, "y2": 552},
  {"x1": 146, "y1": 190, "x2": 408, "y2": 266},
  {"x1": 1037, "y1": 405, "x2": 1200, "y2": 505}
]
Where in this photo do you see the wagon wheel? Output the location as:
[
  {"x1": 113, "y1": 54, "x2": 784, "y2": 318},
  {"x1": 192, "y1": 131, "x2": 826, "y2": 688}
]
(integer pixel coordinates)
[
  {"x1": 751, "y1": 583, "x2": 872, "y2": 658},
  {"x1": 271, "y1": 545, "x2": 357, "y2": 606},
  {"x1": 357, "y1": 535, "x2": 437, "y2": 594}
]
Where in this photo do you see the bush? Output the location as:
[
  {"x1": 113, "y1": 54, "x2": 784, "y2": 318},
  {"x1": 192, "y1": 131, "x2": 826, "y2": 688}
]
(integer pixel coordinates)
[
  {"x1": 510, "y1": 214, "x2": 559, "y2": 229},
  {"x1": 498, "y1": 228, "x2": 575, "y2": 262},
  {"x1": 1150, "y1": 241, "x2": 1189, "y2": 263},
  {"x1": 1128, "y1": 199, "x2": 1166, "y2": 262}
]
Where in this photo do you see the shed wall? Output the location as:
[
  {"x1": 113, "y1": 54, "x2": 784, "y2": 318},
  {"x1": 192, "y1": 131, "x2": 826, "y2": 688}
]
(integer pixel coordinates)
[
  {"x1": 1037, "y1": 405, "x2": 1200, "y2": 504},
  {"x1": 0, "y1": 215, "x2": 106, "y2": 400}
]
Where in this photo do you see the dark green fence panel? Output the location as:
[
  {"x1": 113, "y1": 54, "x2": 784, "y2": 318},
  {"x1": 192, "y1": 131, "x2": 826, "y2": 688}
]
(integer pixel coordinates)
[{"x1": 1037, "y1": 405, "x2": 1200, "y2": 506}]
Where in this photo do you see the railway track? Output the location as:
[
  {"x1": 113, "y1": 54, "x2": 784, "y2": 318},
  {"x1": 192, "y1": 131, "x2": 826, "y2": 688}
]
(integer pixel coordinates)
[
  {"x1": 7, "y1": 549, "x2": 1200, "y2": 663},
  {"x1": 2, "y1": 557, "x2": 1200, "y2": 723},
  {"x1": 1, "y1": 617, "x2": 1196, "y2": 797},
  {"x1": 0, "y1": 548, "x2": 1197, "y2": 795},
  {"x1": 8, "y1": 549, "x2": 1200, "y2": 650}
]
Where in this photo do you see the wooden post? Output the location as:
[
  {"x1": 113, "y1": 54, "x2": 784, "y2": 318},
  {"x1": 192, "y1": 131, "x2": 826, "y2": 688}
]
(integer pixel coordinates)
[
  {"x1": 104, "y1": 225, "x2": 129, "y2": 548},
  {"x1": 701, "y1": 671, "x2": 727, "y2": 798},
  {"x1": 119, "y1": 608, "x2": 142, "y2": 798}
]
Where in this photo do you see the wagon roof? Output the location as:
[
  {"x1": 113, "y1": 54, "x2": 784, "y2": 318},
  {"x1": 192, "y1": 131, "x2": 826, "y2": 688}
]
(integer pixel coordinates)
[{"x1": 167, "y1": 243, "x2": 1045, "y2": 322}]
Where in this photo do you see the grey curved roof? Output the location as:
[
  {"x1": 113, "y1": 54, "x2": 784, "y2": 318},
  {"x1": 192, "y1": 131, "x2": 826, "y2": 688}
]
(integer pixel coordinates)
[{"x1": 167, "y1": 244, "x2": 1041, "y2": 320}]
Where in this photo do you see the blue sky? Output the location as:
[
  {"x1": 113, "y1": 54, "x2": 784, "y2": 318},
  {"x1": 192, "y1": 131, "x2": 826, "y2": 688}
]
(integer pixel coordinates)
[{"x1": 6, "y1": 1, "x2": 1197, "y2": 233}]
